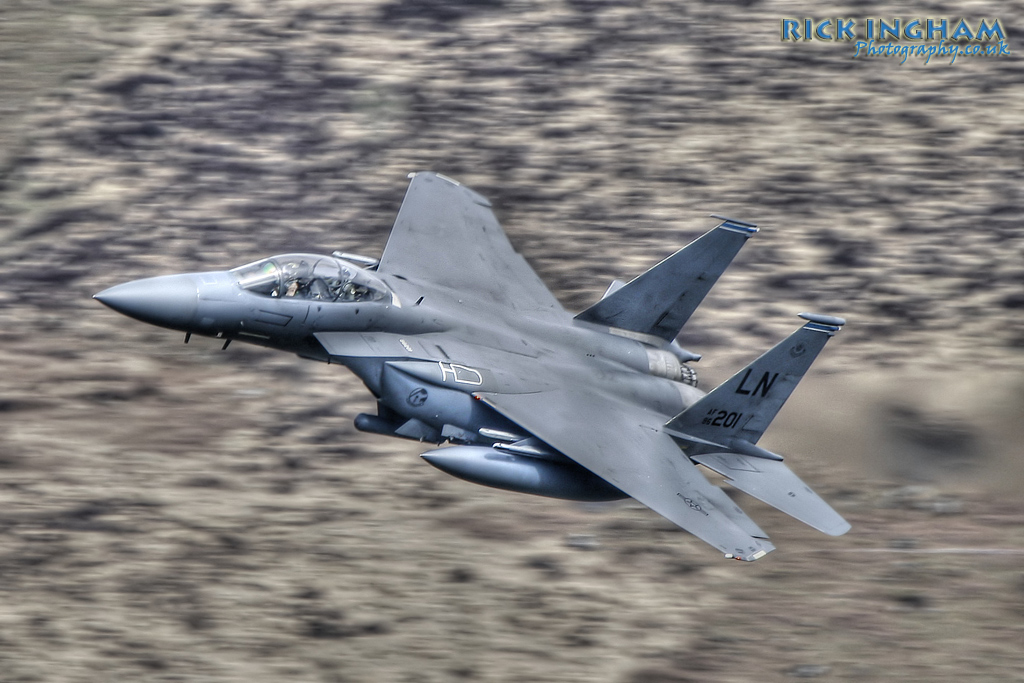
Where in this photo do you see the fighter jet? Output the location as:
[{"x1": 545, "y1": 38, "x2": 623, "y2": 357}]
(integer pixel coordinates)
[{"x1": 95, "y1": 172, "x2": 850, "y2": 561}]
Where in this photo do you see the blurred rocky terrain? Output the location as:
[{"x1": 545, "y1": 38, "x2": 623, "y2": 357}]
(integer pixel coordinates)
[{"x1": 1, "y1": 0, "x2": 1023, "y2": 681}]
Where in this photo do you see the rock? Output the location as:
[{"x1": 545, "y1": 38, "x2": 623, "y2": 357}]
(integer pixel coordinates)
[
  {"x1": 789, "y1": 665, "x2": 832, "y2": 678},
  {"x1": 566, "y1": 533, "x2": 600, "y2": 550}
]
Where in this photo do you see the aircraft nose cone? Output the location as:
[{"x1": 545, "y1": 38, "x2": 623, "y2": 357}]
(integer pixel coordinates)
[{"x1": 95, "y1": 274, "x2": 199, "y2": 331}]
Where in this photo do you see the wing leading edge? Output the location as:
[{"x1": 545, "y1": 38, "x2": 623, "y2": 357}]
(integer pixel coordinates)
[
  {"x1": 378, "y1": 172, "x2": 563, "y2": 315},
  {"x1": 476, "y1": 387, "x2": 775, "y2": 561}
]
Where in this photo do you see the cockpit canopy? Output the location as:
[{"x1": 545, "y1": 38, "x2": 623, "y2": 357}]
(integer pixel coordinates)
[{"x1": 231, "y1": 254, "x2": 391, "y2": 303}]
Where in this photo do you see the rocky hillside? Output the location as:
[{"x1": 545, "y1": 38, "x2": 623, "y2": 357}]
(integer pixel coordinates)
[{"x1": 1, "y1": 1, "x2": 1022, "y2": 681}]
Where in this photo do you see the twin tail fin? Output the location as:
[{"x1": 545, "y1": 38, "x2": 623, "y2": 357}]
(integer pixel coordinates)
[
  {"x1": 665, "y1": 314, "x2": 851, "y2": 537},
  {"x1": 574, "y1": 216, "x2": 757, "y2": 342}
]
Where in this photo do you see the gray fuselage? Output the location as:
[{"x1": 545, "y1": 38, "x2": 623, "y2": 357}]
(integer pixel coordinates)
[{"x1": 95, "y1": 256, "x2": 705, "y2": 501}]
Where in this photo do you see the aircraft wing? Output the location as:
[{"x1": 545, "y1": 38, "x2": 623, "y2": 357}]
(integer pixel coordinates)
[
  {"x1": 476, "y1": 387, "x2": 775, "y2": 561},
  {"x1": 691, "y1": 453, "x2": 851, "y2": 536},
  {"x1": 378, "y1": 172, "x2": 563, "y2": 315}
]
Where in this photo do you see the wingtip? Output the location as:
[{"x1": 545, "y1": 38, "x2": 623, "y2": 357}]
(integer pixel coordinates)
[
  {"x1": 823, "y1": 519, "x2": 853, "y2": 537},
  {"x1": 724, "y1": 539, "x2": 776, "y2": 562},
  {"x1": 725, "y1": 548, "x2": 771, "y2": 562}
]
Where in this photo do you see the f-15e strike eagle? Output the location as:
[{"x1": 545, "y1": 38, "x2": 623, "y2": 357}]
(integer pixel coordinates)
[{"x1": 96, "y1": 172, "x2": 850, "y2": 561}]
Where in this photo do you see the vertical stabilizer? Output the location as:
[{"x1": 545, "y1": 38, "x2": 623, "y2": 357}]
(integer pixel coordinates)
[
  {"x1": 575, "y1": 217, "x2": 757, "y2": 341},
  {"x1": 665, "y1": 314, "x2": 850, "y2": 537},
  {"x1": 666, "y1": 313, "x2": 845, "y2": 445}
]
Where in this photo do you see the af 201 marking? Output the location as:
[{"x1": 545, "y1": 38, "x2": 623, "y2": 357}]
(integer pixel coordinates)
[{"x1": 702, "y1": 409, "x2": 744, "y2": 428}]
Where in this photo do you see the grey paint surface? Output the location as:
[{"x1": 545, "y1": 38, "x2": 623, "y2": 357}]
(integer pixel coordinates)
[
  {"x1": 96, "y1": 172, "x2": 848, "y2": 562},
  {"x1": 575, "y1": 218, "x2": 757, "y2": 341}
]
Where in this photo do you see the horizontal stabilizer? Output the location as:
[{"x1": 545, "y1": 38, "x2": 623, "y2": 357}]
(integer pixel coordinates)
[
  {"x1": 692, "y1": 453, "x2": 850, "y2": 536},
  {"x1": 575, "y1": 217, "x2": 757, "y2": 341}
]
